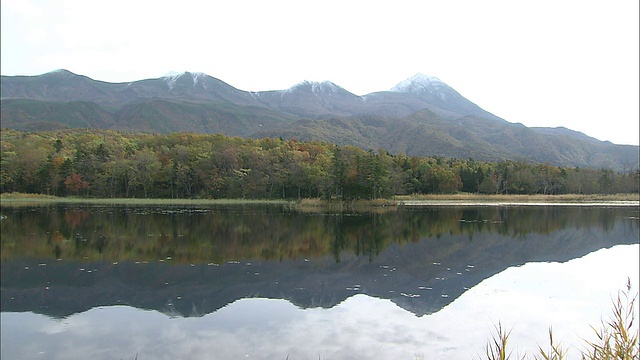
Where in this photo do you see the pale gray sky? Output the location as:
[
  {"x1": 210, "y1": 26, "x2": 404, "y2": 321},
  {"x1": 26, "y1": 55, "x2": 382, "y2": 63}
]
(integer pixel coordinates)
[{"x1": 2, "y1": 0, "x2": 638, "y2": 145}]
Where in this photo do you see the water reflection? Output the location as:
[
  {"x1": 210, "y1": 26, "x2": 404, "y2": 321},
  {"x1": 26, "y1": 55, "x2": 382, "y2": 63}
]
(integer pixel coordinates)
[
  {"x1": 1, "y1": 205, "x2": 638, "y2": 319},
  {"x1": 2, "y1": 244, "x2": 638, "y2": 360},
  {"x1": 1, "y1": 205, "x2": 636, "y2": 264}
]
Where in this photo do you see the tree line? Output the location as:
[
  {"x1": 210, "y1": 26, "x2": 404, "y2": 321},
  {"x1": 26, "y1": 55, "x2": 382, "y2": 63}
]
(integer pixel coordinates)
[{"x1": 1, "y1": 129, "x2": 638, "y2": 199}]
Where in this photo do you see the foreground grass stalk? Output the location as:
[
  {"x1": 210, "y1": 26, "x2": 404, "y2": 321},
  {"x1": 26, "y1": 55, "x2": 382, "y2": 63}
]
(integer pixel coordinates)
[
  {"x1": 483, "y1": 281, "x2": 639, "y2": 360},
  {"x1": 580, "y1": 280, "x2": 639, "y2": 360},
  {"x1": 483, "y1": 322, "x2": 524, "y2": 360},
  {"x1": 535, "y1": 328, "x2": 566, "y2": 360}
]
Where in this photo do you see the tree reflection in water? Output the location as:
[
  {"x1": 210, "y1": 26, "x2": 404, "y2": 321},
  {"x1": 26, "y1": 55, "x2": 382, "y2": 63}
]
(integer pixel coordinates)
[
  {"x1": 1, "y1": 205, "x2": 634, "y2": 264},
  {"x1": 1, "y1": 204, "x2": 637, "y2": 320}
]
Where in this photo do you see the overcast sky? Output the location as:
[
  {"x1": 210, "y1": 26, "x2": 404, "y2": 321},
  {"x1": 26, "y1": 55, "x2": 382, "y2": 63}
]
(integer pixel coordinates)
[{"x1": 2, "y1": 0, "x2": 638, "y2": 145}]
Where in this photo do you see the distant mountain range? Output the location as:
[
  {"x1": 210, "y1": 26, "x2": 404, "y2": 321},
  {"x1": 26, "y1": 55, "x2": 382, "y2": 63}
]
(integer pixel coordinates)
[{"x1": 1, "y1": 69, "x2": 637, "y2": 171}]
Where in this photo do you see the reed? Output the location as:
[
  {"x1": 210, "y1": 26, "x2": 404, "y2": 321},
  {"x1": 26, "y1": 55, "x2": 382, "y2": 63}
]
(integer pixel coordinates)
[
  {"x1": 482, "y1": 281, "x2": 639, "y2": 360},
  {"x1": 534, "y1": 328, "x2": 567, "y2": 360},
  {"x1": 484, "y1": 322, "x2": 524, "y2": 360},
  {"x1": 580, "y1": 279, "x2": 639, "y2": 360}
]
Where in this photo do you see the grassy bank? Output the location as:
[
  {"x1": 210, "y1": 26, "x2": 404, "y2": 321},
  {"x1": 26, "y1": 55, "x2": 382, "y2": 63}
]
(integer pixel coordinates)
[
  {"x1": 396, "y1": 193, "x2": 640, "y2": 203},
  {"x1": 1, "y1": 192, "x2": 638, "y2": 208},
  {"x1": 0, "y1": 193, "x2": 294, "y2": 207}
]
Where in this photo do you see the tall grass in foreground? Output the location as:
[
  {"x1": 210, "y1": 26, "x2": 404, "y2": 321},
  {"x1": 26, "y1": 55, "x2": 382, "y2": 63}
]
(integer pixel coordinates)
[{"x1": 482, "y1": 280, "x2": 639, "y2": 360}]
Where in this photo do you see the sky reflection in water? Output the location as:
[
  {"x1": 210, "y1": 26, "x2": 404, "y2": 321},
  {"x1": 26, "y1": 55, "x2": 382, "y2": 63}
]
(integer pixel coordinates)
[{"x1": 2, "y1": 244, "x2": 638, "y2": 360}]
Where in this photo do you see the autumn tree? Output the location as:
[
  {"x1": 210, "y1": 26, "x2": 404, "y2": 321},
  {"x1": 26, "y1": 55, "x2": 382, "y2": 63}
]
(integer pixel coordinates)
[
  {"x1": 64, "y1": 173, "x2": 89, "y2": 195},
  {"x1": 0, "y1": 129, "x2": 637, "y2": 198},
  {"x1": 130, "y1": 148, "x2": 162, "y2": 198}
]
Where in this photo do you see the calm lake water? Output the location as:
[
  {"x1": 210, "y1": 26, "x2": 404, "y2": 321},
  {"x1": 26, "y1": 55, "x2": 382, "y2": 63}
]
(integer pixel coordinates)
[{"x1": 1, "y1": 204, "x2": 638, "y2": 359}]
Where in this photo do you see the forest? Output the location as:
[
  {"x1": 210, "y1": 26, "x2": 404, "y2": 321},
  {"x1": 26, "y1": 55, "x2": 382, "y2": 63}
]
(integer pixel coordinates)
[{"x1": 1, "y1": 128, "x2": 638, "y2": 199}]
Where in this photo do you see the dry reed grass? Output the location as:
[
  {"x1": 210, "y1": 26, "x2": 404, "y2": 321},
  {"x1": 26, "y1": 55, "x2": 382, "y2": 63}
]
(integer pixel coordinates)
[{"x1": 482, "y1": 280, "x2": 639, "y2": 360}]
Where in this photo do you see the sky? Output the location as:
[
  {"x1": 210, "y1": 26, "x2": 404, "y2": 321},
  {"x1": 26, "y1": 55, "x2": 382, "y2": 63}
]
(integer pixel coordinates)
[{"x1": 1, "y1": 0, "x2": 638, "y2": 146}]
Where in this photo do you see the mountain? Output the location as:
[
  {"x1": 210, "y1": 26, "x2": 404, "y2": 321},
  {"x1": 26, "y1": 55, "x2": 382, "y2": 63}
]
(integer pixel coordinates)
[
  {"x1": 0, "y1": 99, "x2": 116, "y2": 131},
  {"x1": 1, "y1": 70, "x2": 637, "y2": 171},
  {"x1": 0, "y1": 69, "x2": 263, "y2": 109},
  {"x1": 384, "y1": 73, "x2": 504, "y2": 120},
  {"x1": 253, "y1": 80, "x2": 365, "y2": 118}
]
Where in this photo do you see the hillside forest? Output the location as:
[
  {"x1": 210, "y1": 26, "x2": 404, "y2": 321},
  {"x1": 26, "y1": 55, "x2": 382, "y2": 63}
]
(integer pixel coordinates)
[{"x1": 1, "y1": 129, "x2": 638, "y2": 199}]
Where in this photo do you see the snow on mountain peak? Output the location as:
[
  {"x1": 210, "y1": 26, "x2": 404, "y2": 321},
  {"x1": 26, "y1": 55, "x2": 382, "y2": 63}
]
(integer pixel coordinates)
[
  {"x1": 287, "y1": 80, "x2": 342, "y2": 94},
  {"x1": 162, "y1": 71, "x2": 185, "y2": 90},
  {"x1": 162, "y1": 71, "x2": 208, "y2": 90},
  {"x1": 162, "y1": 71, "x2": 184, "y2": 78},
  {"x1": 47, "y1": 69, "x2": 71, "y2": 75},
  {"x1": 191, "y1": 72, "x2": 207, "y2": 88},
  {"x1": 390, "y1": 73, "x2": 445, "y2": 93},
  {"x1": 312, "y1": 80, "x2": 340, "y2": 94}
]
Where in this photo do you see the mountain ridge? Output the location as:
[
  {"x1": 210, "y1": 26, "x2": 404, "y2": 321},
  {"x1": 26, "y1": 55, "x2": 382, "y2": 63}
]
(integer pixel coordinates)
[{"x1": 1, "y1": 69, "x2": 637, "y2": 171}]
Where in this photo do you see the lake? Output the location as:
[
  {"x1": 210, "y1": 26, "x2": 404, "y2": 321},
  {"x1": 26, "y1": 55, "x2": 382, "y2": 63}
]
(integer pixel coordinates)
[{"x1": 1, "y1": 203, "x2": 638, "y2": 359}]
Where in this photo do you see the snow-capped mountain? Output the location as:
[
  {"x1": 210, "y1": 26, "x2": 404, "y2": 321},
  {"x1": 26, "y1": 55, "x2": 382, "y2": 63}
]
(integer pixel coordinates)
[
  {"x1": 286, "y1": 80, "x2": 344, "y2": 94},
  {"x1": 162, "y1": 71, "x2": 208, "y2": 90},
  {"x1": 252, "y1": 79, "x2": 365, "y2": 118},
  {"x1": 353, "y1": 73, "x2": 503, "y2": 121},
  {"x1": 390, "y1": 73, "x2": 446, "y2": 94},
  {"x1": 2, "y1": 69, "x2": 637, "y2": 171},
  {"x1": 0, "y1": 69, "x2": 492, "y2": 120}
]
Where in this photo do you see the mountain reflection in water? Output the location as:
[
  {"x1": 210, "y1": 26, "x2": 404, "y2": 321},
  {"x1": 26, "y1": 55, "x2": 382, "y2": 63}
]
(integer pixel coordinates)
[
  {"x1": 1, "y1": 205, "x2": 637, "y2": 319},
  {"x1": 1, "y1": 244, "x2": 638, "y2": 360}
]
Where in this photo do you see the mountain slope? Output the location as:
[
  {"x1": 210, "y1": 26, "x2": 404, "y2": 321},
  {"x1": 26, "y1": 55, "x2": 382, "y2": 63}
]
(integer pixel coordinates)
[
  {"x1": 381, "y1": 73, "x2": 504, "y2": 120},
  {"x1": 1, "y1": 70, "x2": 637, "y2": 171},
  {"x1": 0, "y1": 70, "x2": 123, "y2": 108},
  {"x1": 254, "y1": 80, "x2": 365, "y2": 118},
  {"x1": 0, "y1": 98, "x2": 116, "y2": 130},
  {"x1": 112, "y1": 99, "x2": 298, "y2": 135},
  {"x1": 256, "y1": 109, "x2": 638, "y2": 169},
  {"x1": 1, "y1": 70, "x2": 264, "y2": 109}
]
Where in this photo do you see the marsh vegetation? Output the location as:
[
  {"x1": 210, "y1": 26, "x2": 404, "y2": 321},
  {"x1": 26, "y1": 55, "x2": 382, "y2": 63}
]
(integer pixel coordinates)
[{"x1": 482, "y1": 282, "x2": 638, "y2": 360}]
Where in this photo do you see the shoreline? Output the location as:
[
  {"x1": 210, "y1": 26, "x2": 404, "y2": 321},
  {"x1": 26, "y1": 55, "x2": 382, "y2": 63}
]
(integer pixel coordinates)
[
  {"x1": 1, "y1": 193, "x2": 638, "y2": 208},
  {"x1": 397, "y1": 200, "x2": 639, "y2": 207},
  {"x1": 395, "y1": 194, "x2": 640, "y2": 207}
]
